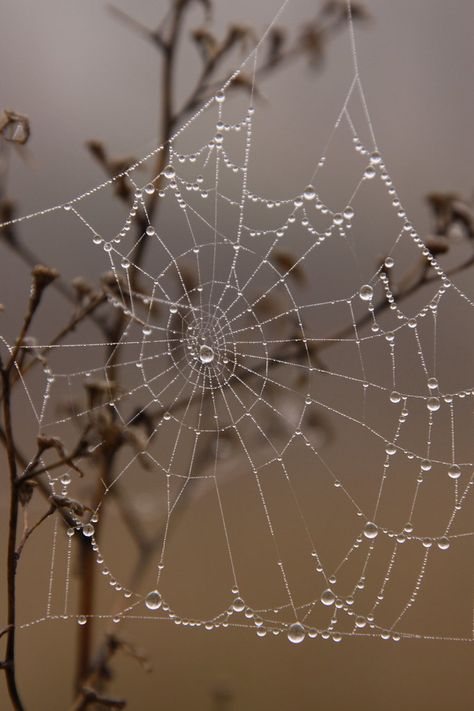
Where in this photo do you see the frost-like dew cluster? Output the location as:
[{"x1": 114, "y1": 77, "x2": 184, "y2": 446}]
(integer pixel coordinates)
[{"x1": 2, "y1": 2, "x2": 474, "y2": 645}]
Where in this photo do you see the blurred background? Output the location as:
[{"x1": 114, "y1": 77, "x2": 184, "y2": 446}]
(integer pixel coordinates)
[{"x1": 1, "y1": 1, "x2": 474, "y2": 709}]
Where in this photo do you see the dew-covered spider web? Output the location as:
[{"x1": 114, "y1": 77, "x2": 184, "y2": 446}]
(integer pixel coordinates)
[{"x1": 2, "y1": 1, "x2": 474, "y2": 646}]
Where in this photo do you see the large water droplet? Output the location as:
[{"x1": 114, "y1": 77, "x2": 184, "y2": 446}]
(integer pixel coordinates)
[
  {"x1": 232, "y1": 597, "x2": 245, "y2": 613},
  {"x1": 363, "y1": 521, "x2": 379, "y2": 539},
  {"x1": 427, "y1": 397, "x2": 440, "y2": 412},
  {"x1": 359, "y1": 285, "x2": 373, "y2": 301},
  {"x1": 287, "y1": 622, "x2": 305, "y2": 644},
  {"x1": 199, "y1": 344, "x2": 214, "y2": 364},
  {"x1": 448, "y1": 464, "x2": 461, "y2": 479},
  {"x1": 82, "y1": 523, "x2": 95, "y2": 538},
  {"x1": 321, "y1": 588, "x2": 335, "y2": 606},
  {"x1": 438, "y1": 537, "x2": 450, "y2": 550},
  {"x1": 145, "y1": 590, "x2": 162, "y2": 611}
]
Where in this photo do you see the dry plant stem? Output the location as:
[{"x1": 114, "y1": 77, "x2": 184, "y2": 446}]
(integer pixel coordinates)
[
  {"x1": 1, "y1": 363, "x2": 26, "y2": 711},
  {"x1": 73, "y1": 2, "x2": 184, "y2": 689},
  {"x1": 75, "y1": 446, "x2": 117, "y2": 690}
]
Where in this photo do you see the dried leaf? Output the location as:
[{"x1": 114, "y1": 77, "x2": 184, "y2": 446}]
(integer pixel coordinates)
[
  {"x1": 424, "y1": 236, "x2": 449, "y2": 255},
  {"x1": 0, "y1": 109, "x2": 30, "y2": 145},
  {"x1": 299, "y1": 25, "x2": 325, "y2": 67},
  {"x1": 267, "y1": 27, "x2": 286, "y2": 66}
]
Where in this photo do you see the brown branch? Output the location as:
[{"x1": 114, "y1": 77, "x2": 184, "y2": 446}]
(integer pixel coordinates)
[
  {"x1": 70, "y1": 687, "x2": 126, "y2": 711},
  {"x1": 15, "y1": 504, "x2": 55, "y2": 558},
  {"x1": 0, "y1": 360, "x2": 26, "y2": 711}
]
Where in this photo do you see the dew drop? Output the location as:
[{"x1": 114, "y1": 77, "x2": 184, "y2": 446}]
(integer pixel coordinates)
[
  {"x1": 363, "y1": 521, "x2": 379, "y2": 539},
  {"x1": 215, "y1": 90, "x2": 225, "y2": 103},
  {"x1": 427, "y1": 397, "x2": 440, "y2": 412},
  {"x1": 359, "y1": 284, "x2": 373, "y2": 301},
  {"x1": 232, "y1": 597, "x2": 245, "y2": 613},
  {"x1": 82, "y1": 523, "x2": 95, "y2": 538},
  {"x1": 163, "y1": 165, "x2": 175, "y2": 180},
  {"x1": 199, "y1": 344, "x2": 215, "y2": 364},
  {"x1": 303, "y1": 185, "x2": 316, "y2": 201},
  {"x1": 438, "y1": 537, "x2": 450, "y2": 550},
  {"x1": 77, "y1": 615, "x2": 87, "y2": 625},
  {"x1": 287, "y1": 622, "x2": 305, "y2": 644},
  {"x1": 321, "y1": 588, "x2": 335, "y2": 606},
  {"x1": 448, "y1": 464, "x2": 461, "y2": 479},
  {"x1": 370, "y1": 151, "x2": 382, "y2": 165},
  {"x1": 390, "y1": 391, "x2": 401, "y2": 404},
  {"x1": 384, "y1": 256, "x2": 394, "y2": 269},
  {"x1": 145, "y1": 590, "x2": 162, "y2": 611},
  {"x1": 364, "y1": 166, "x2": 376, "y2": 179}
]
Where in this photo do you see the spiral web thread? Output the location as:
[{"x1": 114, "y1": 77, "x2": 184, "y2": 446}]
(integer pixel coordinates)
[{"x1": 2, "y1": 1, "x2": 474, "y2": 645}]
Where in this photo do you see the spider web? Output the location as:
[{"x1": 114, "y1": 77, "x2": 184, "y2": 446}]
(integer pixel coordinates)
[{"x1": 2, "y1": 1, "x2": 474, "y2": 646}]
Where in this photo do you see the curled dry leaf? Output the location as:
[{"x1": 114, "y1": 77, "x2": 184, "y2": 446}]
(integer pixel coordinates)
[{"x1": 0, "y1": 109, "x2": 30, "y2": 145}]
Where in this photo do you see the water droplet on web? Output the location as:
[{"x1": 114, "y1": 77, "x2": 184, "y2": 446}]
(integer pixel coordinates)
[
  {"x1": 363, "y1": 521, "x2": 379, "y2": 539},
  {"x1": 145, "y1": 590, "x2": 162, "y2": 611},
  {"x1": 321, "y1": 588, "x2": 335, "y2": 606},
  {"x1": 163, "y1": 165, "x2": 175, "y2": 180},
  {"x1": 215, "y1": 90, "x2": 225, "y2": 103},
  {"x1": 390, "y1": 391, "x2": 401, "y2": 404},
  {"x1": 364, "y1": 166, "x2": 376, "y2": 179},
  {"x1": 82, "y1": 523, "x2": 95, "y2": 538},
  {"x1": 370, "y1": 151, "x2": 382, "y2": 165},
  {"x1": 427, "y1": 397, "x2": 440, "y2": 412},
  {"x1": 448, "y1": 464, "x2": 461, "y2": 479},
  {"x1": 438, "y1": 537, "x2": 450, "y2": 550},
  {"x1": 77, "y1": 615, "x2": 87, "y2": 625},
  {"x1": 359, "y1": 285, "x2": 373, "y2": 301},
  {"x1": 384, "y1": 256, "x2": 394, "y2": 269},
  {"x1": 287, "y1": 622, "x2": 305, "y2": 644},
  {"x1": 232, "y1": 597, "x2": 245, "y2": 612},
  {"x1": 199, "y1": 345, "x2": 214, "y2": 364},
  {"x1": 303, "y1": 185, "x2": 316, "y2": 201}
]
